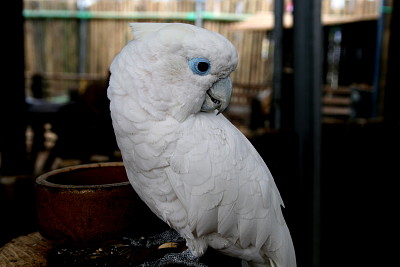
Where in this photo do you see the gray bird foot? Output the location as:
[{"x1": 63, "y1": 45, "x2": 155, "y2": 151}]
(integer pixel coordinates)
[
  {"x1": 123, "y1": 229, "x2": 184, "y2": 248},
  {"x1": 145, "y1": 228, "x2": 185, "y2": 248},
  {"x1": 139, "y1": 249, "x2": 208, "y2": 267}
]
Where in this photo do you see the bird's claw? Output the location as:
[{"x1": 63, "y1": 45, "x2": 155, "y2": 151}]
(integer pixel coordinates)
[
  {"x1": 139, "y1": 249, "x2": 207, "y2": 267},
  {"x1": 146, "y1": 229, "x2": 185, "y2": 248}
]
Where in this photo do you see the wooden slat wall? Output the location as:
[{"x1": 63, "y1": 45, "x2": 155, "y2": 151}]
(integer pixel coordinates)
[
  {"x1": 23, "y1": 0, "x2": 380, "y2": 100},
  {"x1": 23, "y1": 0, "x2": 276, "y2": 99}
]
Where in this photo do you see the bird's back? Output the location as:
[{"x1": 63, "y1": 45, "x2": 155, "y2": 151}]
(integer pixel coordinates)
[{"x1": 167, "y1": 113, "x2": 296, "y2": 267}]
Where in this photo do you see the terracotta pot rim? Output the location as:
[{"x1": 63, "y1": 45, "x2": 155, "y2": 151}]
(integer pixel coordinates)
[{"x1": 36, "y1": 162, "x2": 130, "y2": 189}]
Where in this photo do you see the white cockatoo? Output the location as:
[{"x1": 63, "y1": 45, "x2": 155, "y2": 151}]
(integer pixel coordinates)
[{"x1": 108, "y1": 23, "x2": 296, "y2": 267}]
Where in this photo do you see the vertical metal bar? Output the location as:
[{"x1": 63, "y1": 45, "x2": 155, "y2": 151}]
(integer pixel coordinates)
[
  {"x1": 195, "y1": 0, "x2": 205, "y2": 27},
  {"x1": 79, "y1": 17, "x2": 88, "y2": 74},
  {"x1": 272, "y1": 0, "x2": 284, "y2": 129},
  {"x1": 78, "y1": 1, "x2": 88, "y2": 75},
  {"x1": 372, "y1": 0, "x2": 385, "y2": 118},
  {"x1": 384, "y1": 0, "x2": 400, "y2": 121},
  {"x1": 293, "y1": 0, "x2": 322, "y2": 266}
]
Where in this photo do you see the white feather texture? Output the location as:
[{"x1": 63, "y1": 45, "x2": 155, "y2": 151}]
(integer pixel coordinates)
[{"x1": 108, "y1": 22, "x2": 296, "y2": 267}]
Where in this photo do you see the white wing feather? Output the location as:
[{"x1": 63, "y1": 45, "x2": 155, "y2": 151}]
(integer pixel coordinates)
[{"x1": 167, "y1": 112, "x2": 295, "y2": 266}]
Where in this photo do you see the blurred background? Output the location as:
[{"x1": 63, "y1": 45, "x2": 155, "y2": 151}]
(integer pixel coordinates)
[{"x1": 0, "y1": 0, "x2": 398, "y2": 266}]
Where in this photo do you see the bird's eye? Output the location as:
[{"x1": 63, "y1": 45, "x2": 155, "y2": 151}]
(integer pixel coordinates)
[{"x1": 188, "y1": 58, "x2": 211, "y2": 76}]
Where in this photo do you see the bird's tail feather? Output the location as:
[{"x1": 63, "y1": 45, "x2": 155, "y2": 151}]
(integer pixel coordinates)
[
  {"x1": 242, "y1": 260, "x2": 275, "y2": 267},
  {"x1": 263, "y1": 224, "x2": 296, "y2": 267}
]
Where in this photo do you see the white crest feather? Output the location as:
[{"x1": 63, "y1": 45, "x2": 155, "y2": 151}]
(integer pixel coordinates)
[{"x1": 129, "y1": 22, "x2": 170, "y2": 40}]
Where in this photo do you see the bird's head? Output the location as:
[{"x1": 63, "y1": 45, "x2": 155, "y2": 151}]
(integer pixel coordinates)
[{"x1": 109, "y1": 23, "x2": 238, "y2": 122}]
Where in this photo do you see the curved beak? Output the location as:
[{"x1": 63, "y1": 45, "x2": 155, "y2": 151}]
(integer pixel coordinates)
[{"x1": 201, "y1": 77, "x2": 232, "y2": 115}]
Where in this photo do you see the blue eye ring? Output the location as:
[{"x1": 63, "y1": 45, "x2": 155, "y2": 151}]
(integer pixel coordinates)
[{"x1": 188, "y1": 58, "x2": 211, "y2": 76}]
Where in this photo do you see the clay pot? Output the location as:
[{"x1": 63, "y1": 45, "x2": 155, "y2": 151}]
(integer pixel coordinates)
[{"x1": 35, "y1": 162, "x2": 167, "y2": 245}]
